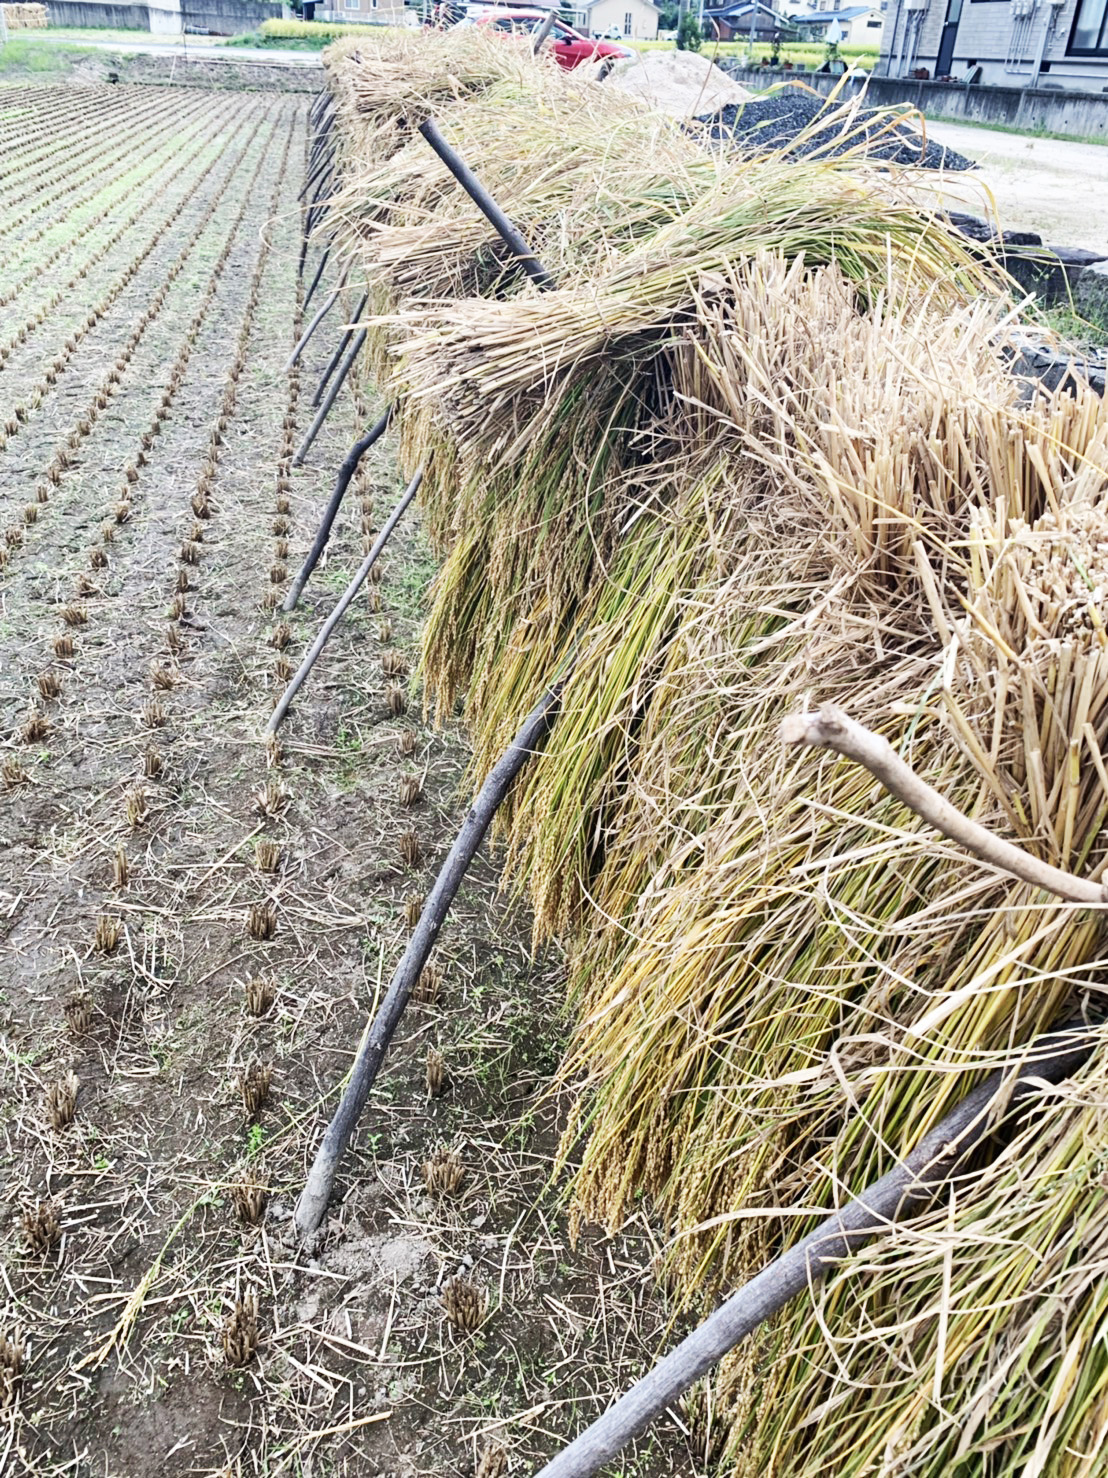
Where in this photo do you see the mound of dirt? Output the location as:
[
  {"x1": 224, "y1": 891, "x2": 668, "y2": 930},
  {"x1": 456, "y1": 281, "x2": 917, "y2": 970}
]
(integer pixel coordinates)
[{"x1": 605, "y1": 49, "x2": 751, "y2": 119}]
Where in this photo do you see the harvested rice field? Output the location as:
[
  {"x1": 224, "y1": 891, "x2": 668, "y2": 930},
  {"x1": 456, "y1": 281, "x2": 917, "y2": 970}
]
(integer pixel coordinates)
[
  {"x1": 0, "y1": 80, "x2": 684, "y2": 1477},
  {"x1": 6, "y1": 35, "x2": 1108, "y2": 1478}
]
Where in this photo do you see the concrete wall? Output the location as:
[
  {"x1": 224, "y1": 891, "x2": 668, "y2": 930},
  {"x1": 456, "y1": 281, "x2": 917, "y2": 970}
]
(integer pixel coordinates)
[
  {"x1": 182, "y1": 0, "x2": 281, "y2": 30},
  {"x1": 720, "y1": 62, "x2": 1108, "y2": 134},
  {"x1": 44, "y1": 0, "x2": 280, "y2": 29},
  {"x1": 880, "y1": 0, "x2": 1108, "y2": 92},
  {"x1": 45, "y1": 0, "x2": 151, "y2": 24}
]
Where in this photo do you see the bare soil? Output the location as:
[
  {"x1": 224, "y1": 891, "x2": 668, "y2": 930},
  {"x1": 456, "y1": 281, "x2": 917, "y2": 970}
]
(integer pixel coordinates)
[
  {"x1": 0, "y1": 80, "x2": 694, "y2": 1478},
  {"x1": 924, "y1": 119, "x2": 1108, "y2": 250}
]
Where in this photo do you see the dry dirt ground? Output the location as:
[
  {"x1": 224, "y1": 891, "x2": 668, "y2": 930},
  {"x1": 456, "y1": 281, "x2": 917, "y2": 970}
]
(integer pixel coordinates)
[
  {"x1": 0, "y1": 80, "x2": 695, "y2": 1478},
  {"x1": 924, "y1": 118, "x2": 1108, "y2": 251}
]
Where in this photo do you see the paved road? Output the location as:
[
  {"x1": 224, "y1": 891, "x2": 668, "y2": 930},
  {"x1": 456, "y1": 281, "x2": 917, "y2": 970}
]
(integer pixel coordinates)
[{"x1": 925, "y1": 119, "x2": 1108, "y2": 250}]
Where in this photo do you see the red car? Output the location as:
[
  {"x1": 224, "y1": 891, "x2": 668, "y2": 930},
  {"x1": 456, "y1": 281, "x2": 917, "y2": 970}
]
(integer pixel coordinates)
[{"x1": 453, "y1": 7, "x2": 632, "y2": 68}]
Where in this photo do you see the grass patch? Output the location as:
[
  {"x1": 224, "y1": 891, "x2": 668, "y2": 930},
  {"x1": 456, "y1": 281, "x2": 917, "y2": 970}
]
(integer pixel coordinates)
[
  {"x1": 225, "y1": 18, "x2": 407, "y2": 48},
  {"x1": 0, "y1": 36, "x2": 75, "y2": 71},
  {"x1": 630, "y1": 37, "x2": 879, "y2": 69}
]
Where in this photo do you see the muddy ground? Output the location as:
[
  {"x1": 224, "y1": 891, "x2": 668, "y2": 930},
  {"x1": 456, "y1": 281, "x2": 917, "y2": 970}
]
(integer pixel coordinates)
[{"x1": 0, "y1": 81, "x2": 696, "y2": 1478}]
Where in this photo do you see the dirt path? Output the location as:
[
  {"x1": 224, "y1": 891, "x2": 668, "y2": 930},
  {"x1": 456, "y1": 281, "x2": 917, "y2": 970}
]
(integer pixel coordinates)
[
  {"x1": 0, "y1": 80, "x2": 686, "y2": 1478},
  {"x1": 924, "y1": 119, "x2": 1108, "y2": 250}
]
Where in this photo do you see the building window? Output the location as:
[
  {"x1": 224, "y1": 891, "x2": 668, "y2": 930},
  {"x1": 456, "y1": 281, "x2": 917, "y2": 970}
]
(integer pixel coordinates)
[
  {"x1": 623, "y1": 10, "x2": 632, "y2": 32},
  {"x1": 343, "y1": 0, "x2": 358, "y2": 10},
  {"x1": 1069, "y1": 0, "x2": 1108, "y2": 50}
]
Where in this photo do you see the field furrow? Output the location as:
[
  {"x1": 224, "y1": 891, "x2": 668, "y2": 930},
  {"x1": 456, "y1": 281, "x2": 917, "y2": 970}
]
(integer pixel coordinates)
[{"x1": 0, "y1": 93, "x2": 244, "y2": 364}]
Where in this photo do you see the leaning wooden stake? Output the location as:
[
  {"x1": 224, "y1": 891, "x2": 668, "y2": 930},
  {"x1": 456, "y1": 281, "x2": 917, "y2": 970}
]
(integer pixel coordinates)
[
  {"x1": 419, "y1": 117, "x2": 557, "y2": 292},
  {"x1": 294, "y1": 326, "x2": 368, "y2": 467},
  {"x1": 267, "y1": 467, "x2": 422, "y2": 733},
  {"x1": 782, "y1": 704, "x2": 1108, "y2": 905},
  {"x1": 533, "y1": 1017, "x2": 1098, "y2": 1478},
  {"x1": 531, "y1": 9, "x2": 556, "y2": 50},
  {"x1": 282, "y1": 408, "x2": 392, "y2": 612},
  {"x1": 294, "y1": 684, "x2": 564, "y2": 1236},
  {"x1": 309, "y1": 291, "x2": 369, "y2": 411},
  {"x1": 302, "y1": 246, "x2": 331, "y2": 312},
  {"x1": 285, "y1": 260, "x2": 352, "y2": 371},
  {"x1": 298, "y1": 140, "x2": 333, "y2": 203}
]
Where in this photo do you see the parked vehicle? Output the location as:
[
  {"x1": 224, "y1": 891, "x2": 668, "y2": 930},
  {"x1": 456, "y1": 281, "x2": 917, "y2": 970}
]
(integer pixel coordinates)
[{"x1": 453, "y1": 7, "x2": 632, "y2": 67}]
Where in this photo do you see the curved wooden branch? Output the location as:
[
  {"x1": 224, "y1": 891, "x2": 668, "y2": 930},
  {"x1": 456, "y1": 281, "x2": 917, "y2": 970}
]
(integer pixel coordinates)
[
  {"x1": 282, "y1": 408, "x2": 392, "y2": 613},
  {"x1": 782, "y1": 704, "x2": 1107, "y2": 906},
  {"x1": 534, "y1": 1018, "x2": 1099, "y2": 1478},
  {"x1": 294, "y1": 683, "x2": 564, "y2": 1236}
]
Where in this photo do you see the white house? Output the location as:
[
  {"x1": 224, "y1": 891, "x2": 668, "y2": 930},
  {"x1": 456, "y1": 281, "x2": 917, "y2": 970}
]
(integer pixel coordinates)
[
  {"x1": 789, "y1": 3, "x2": 886, "y2": 45},
  {"x1": 569, "y1": 0, "x2": 659, "y2": 37}
]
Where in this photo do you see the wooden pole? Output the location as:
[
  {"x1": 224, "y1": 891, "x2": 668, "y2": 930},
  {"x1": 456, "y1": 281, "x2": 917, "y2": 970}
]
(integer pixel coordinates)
[
  {"x1": 284, "y1": 260, "x2": 352, "y2": 371},
  {"x1": 533, "y1": 1018, "x2": 1099, "y2": 1478},
  {"x1": 310, "y1": 290, "x2": 369, "y2": 409},
  {"x1": 294, "y1": 682, "x2": 564, "y2": 1236},
  {"x1": 418, "y1": 118, "x2": 557, "y2": 293},
  {"x1": 282, "y1": 408, "x2": 392, "y2": 613},
  {"x1": 302, "y1": 246, "x2": 331, "y2": 313},
  {"x1": 532, "y1": 9, "x2": 556, "y2": 51},
  {"x1": 294, "y1": 325, "x2": 368, "y2": 467},
  {"x1": 266, "y1": 468, "x2": 422, "y2": 734}
]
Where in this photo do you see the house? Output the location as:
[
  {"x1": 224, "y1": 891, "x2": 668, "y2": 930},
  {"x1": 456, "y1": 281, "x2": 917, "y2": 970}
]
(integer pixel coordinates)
[
  {"x1": 877, "y1": 0, "x2": 1108, "y2": 91},
  {"x1": 571, "y1": 0, "x2": 659, "y2": 37},
  {"x1": 317, "y1": 0, "x2": 410, "y2": 21},
  {"x1": 702, "y1": 0, "x2": 787, "y2": 41},
  {"x1": 788, "y1": 4, "x2": 885, "y2": 45}
]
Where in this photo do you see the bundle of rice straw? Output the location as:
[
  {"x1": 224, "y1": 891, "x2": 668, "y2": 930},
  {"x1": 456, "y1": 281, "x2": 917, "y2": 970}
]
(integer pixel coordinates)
[
  {"x1": 322, "y1": 36, "x2": 1108, "y2": 1471},
  {"x1": 324, "y1": 29, "x2": 546, "y2": 167}
]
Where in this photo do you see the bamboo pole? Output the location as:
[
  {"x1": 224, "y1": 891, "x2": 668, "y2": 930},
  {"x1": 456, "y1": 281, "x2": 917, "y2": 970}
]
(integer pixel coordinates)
[
  {"x1": 534, "y1": 1018, "x2": 1099, "y2": 1478},
  {"x1": 294, "y1": 682, "x2": 564, "y2": 1236},
  {"x1": 266, "y1": 468, "x2": 422, "y2": 734},
  {"x1": 282, "y1": 408, "x2": 392, "y2": 613}
]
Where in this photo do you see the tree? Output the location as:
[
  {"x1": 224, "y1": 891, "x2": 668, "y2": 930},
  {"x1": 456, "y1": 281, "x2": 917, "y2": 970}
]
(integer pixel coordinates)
[{"x1": 677, "y1": 10, "x2": 702, "y2": 48}]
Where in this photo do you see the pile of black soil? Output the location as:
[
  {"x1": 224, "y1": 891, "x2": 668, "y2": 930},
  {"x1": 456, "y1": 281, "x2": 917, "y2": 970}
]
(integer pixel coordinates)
[{"x1": 698, "y1": 89, "x2": 976, "y2": 170}]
